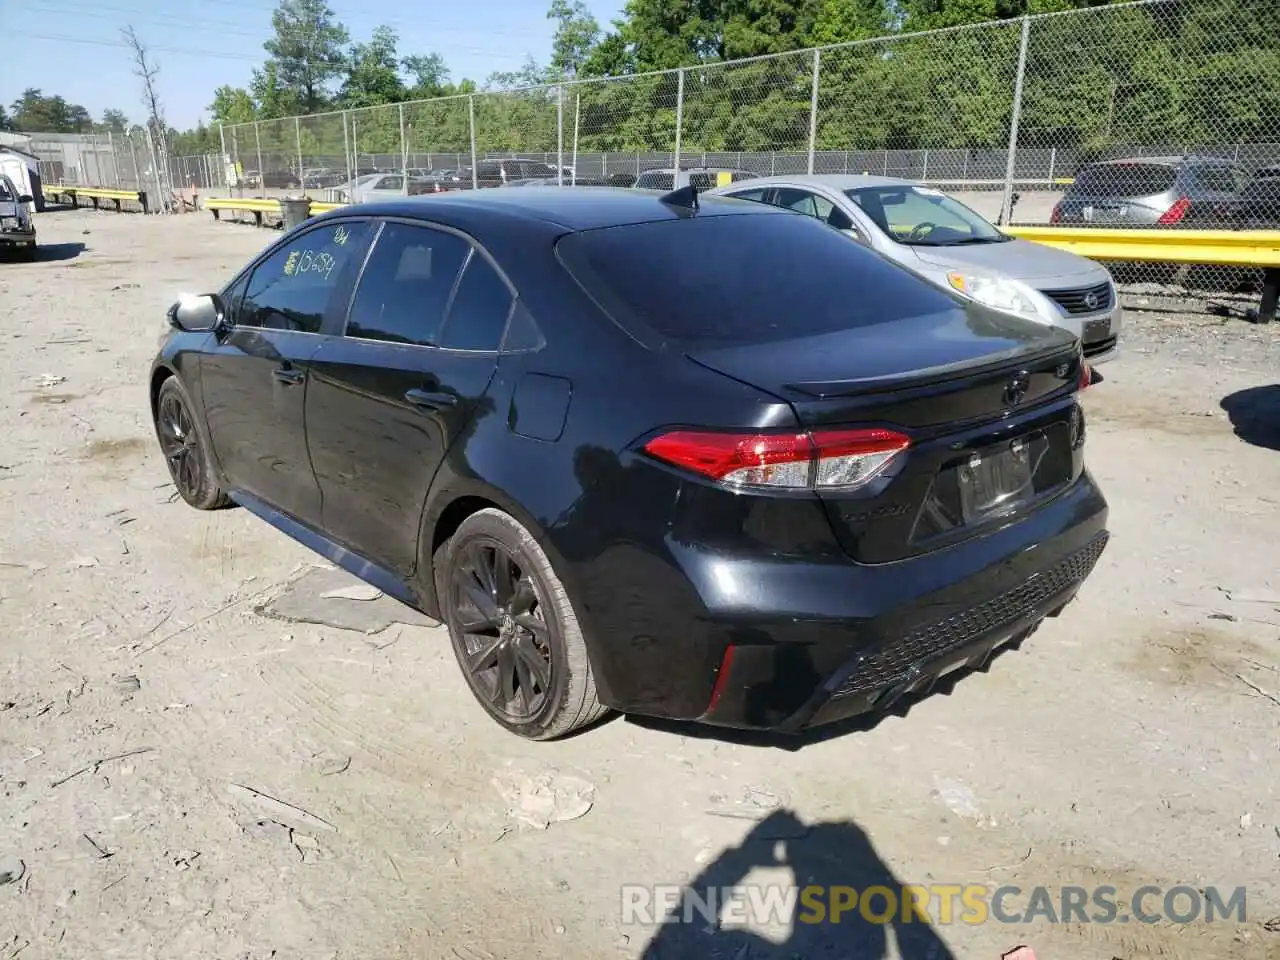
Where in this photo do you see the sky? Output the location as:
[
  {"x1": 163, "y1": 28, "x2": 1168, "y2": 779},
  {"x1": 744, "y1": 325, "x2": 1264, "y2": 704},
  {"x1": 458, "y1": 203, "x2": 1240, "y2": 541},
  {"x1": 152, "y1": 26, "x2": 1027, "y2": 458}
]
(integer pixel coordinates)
[{"x1": 2, "y1": 0, "x2": 625, "y2": 130}]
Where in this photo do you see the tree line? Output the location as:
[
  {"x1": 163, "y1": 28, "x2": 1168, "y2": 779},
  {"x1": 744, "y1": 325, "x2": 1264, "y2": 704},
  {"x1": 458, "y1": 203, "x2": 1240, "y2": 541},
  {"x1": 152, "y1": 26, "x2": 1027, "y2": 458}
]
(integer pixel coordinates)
[{"x1": 4, "y1": 0, "x2": 1276, "y2": 167}]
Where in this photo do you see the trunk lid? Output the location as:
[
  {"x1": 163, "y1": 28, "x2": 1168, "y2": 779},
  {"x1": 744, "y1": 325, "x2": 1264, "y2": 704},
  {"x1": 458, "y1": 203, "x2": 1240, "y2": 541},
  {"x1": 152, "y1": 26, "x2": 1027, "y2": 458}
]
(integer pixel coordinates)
[{"x1": 686, "y1": 304, "x2": 1085, "y2": 563}]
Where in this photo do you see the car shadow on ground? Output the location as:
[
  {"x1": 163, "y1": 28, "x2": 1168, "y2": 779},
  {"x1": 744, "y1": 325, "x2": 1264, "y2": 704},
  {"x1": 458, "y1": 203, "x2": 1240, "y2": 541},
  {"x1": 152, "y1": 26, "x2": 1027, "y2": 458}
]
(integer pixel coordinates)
[
  {"x1": 626, "y1": 641, "x2": 1022, "y2": 752},
  {"x1": 638, "y1": 809, "x2": 958, "y2": 960},
  {"x1": 1220, "y1": 385, "x2": 1280, "y2": 451},
  {"x1": 32, "y1": 242, "x2": 87, "y2": 262}
]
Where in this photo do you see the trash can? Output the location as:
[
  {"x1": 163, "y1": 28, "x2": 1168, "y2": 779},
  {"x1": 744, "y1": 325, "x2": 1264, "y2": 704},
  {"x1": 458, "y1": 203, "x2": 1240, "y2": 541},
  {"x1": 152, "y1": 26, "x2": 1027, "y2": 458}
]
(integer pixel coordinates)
[{"x1": 279, "y1": 197, "x2": 312, "y2": 231}]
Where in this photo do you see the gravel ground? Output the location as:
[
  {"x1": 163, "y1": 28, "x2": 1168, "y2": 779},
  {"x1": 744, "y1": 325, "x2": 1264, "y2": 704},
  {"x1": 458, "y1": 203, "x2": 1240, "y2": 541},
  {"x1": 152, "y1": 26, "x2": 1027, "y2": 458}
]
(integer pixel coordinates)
[{"x1": 1, "y1": 209, "x2": 1278, "y2": 960}]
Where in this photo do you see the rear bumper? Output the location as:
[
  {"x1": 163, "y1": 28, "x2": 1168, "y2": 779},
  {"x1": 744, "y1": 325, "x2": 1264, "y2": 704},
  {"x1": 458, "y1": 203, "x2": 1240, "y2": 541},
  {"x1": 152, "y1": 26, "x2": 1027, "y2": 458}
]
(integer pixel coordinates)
[
  {"x1": 0, "y1": 228, "x2": 35, "y2": 246},
  {"x1": 584, "y1": 472, "x2": 1109, "y2": 732}
]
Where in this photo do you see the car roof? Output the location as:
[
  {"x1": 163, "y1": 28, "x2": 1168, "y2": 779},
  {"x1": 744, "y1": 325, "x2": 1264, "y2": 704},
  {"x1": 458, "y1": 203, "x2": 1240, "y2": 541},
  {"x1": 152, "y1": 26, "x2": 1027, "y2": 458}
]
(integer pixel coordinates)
[
  {"x1": 323, "y1": 186, "x2": 792, "y2": 232},
  {"x1": 638, "y1": 166, "x2": 758, "y2": 175},
  {"x1": 1081, "y1": 155, "x2": 1237, "y2": 168},
  {"x1": 711, "y1": 173, "x2": 916, "y2": 191}
]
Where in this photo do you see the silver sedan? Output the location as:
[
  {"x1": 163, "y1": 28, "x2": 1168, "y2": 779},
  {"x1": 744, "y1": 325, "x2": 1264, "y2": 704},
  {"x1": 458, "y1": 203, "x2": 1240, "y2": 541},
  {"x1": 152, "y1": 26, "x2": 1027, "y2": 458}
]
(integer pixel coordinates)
[{"x1": 706, "y1": 174, "x2": 1120, "y2": 363}]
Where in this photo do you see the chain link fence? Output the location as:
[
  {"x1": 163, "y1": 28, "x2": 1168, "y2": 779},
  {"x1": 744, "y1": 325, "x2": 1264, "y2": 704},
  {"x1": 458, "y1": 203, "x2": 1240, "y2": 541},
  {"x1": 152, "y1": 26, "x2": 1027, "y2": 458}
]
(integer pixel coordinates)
[{"x1": 19, "y1": 0, "x2": 1279, "y2": 308}]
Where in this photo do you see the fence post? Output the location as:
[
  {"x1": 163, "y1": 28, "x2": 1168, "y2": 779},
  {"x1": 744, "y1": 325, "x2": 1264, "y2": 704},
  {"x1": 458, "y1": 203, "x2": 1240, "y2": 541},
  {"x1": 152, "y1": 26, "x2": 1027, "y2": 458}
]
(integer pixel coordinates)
[
  {"x1": 807, "y1": 48, "x2": 820, "y2": 175},
  {"x1": 294, "y1": 116, "x2": 304, "y2": 192},
  {"x1": 399, "y1": 103, "x2": 408, "y2": 194},
  {"x1": 673, "y1": 67, "x2": 685, "y2": 174},
  {"x1": 218, "y1": 122, "x2": 228, "y2": 192},
  {"x1": 1000, "y1": 15, "x2": 1031, "y2": 226},
  {"x1": 108, "y1": 131, "x2": 122, "y2": 187},
  {"x1": 342, "y1": 113, "x2": 352, "y2": 187},
  {"x1": 468, "y1": 95, "x2": 479, "y2": 190},
  {"x1": 557, "y1": 85, "x2": 565, "y2": 186},
  {"x1": 571, "y1": 93, "x2": 580, "y2": 185},
  {"x1": 255, "y1": 122, "x2": 265, "y2": 194}
]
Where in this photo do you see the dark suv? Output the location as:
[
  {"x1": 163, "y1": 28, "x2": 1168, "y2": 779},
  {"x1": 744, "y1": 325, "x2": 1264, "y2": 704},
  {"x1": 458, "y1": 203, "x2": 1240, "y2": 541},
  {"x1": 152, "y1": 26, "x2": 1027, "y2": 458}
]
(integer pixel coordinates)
[{"x1": 1051, "y1": 155, "x2": 1248, "y2": 228}]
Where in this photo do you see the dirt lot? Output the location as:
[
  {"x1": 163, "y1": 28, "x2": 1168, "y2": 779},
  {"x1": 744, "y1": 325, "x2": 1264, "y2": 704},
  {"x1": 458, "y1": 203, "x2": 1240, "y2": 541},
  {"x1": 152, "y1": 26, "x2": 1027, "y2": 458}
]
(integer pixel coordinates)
[{"x1": 1, "y1": 209, "x2": 1278, "y2": 960}]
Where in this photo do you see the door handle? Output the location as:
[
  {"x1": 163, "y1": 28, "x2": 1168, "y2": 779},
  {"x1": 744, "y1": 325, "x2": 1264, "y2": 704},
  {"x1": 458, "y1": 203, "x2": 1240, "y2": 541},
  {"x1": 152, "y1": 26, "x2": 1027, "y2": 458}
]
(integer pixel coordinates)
[
  {"x1": 404, "y1": 388, "x2": 457, "y2": 410},
  {"x1": 273, "y1": 366, "x2": 304, "y2": 385}
]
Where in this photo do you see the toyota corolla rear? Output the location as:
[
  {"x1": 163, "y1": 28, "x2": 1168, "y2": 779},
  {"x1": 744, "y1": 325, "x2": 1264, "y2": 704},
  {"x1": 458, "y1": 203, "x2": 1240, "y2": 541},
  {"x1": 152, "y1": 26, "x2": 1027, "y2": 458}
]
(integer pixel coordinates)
[{"x1": 555, "y1": 206, "x2": 1109, "y2": 732}]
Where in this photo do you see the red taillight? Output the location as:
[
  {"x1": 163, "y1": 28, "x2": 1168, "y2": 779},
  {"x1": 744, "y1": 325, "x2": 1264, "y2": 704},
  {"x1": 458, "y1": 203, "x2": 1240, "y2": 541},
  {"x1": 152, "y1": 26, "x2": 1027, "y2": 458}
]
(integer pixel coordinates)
[
  {"x1": 642, "y1": 427, "x2": 910, "y2": 491},
  {"x1": 1158, "y1": 196, "x2": 1190, "y2": 225},
  {"x1": 1049, "y1": 202, "x2": 1063, "y2": 224},
  {"x1": 1078, "y1": 361, "x2": 1092, "y2": 390}
]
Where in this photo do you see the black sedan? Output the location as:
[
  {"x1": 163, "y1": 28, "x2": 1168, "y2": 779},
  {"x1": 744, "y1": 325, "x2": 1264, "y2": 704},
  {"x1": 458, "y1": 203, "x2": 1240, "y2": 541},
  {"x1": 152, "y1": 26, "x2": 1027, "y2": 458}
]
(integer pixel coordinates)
[{"x1": 150, "y1": 187, "x2": 1109, "y2": 739}]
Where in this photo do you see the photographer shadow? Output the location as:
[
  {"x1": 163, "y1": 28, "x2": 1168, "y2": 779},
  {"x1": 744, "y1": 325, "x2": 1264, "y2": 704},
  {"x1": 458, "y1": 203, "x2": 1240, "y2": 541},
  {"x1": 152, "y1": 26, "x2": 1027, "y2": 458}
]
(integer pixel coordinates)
[{"x1": 641, "y1": 809, "x2": 956, "y2": 960}]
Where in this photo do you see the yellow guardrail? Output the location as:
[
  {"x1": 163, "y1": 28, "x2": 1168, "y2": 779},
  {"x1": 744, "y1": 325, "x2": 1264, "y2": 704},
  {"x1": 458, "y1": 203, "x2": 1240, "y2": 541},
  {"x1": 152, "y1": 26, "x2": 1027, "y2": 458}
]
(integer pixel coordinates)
[
  {"x1": 204, "y1": 197, "x2": 281, "y2": 213},
  {"x1": 43, "y1": 183, "x2": 147, "y2": 212},
  {"x1": 204, "y1": 196, "x2": 347, "y2": 223},
  {"x1": 1004, "y1": 226, "x2": 1280, "y2": 267}
]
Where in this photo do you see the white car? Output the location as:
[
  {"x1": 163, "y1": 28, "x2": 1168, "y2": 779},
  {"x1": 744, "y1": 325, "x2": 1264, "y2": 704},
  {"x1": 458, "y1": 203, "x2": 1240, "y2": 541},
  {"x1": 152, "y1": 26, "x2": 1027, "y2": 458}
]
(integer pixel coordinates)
[
  {"x1": 709, "y1": 174, "x2": 1121, "y2": 364},
  {"x1": 334, "y1": 173, "x2": 419, "y2": 203},
  {"x1": 0, "y1": 173, "x2": 36, "y2": 261}
]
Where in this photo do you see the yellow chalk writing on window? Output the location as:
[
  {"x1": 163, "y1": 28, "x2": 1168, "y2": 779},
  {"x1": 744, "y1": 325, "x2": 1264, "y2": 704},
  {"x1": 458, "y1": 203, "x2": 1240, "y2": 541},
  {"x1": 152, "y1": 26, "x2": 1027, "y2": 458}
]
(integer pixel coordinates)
[{"x1": 284, "y1": 250, "x2": 300, "y2": 275}]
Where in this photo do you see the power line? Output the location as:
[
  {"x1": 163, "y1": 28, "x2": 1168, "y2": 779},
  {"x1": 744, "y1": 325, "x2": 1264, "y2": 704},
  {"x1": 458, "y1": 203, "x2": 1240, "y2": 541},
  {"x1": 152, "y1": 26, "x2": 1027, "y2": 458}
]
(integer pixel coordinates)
[
  {"x1": 10, "y1": 30, "x2": 264, "y2": 62},
  {"x1": 27, "y1": 0, "x2": 547, "y2": 48}
]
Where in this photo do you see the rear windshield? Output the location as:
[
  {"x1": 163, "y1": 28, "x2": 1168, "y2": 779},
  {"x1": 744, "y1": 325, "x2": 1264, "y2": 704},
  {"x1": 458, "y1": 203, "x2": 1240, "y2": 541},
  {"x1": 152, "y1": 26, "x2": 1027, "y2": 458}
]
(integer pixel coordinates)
[
  {"x1": 556, "y1": 212, "x2": 956, "y2": 346},
  {"x1": 1070, "y1": 163, "x2": 1177, "y2": 198}
]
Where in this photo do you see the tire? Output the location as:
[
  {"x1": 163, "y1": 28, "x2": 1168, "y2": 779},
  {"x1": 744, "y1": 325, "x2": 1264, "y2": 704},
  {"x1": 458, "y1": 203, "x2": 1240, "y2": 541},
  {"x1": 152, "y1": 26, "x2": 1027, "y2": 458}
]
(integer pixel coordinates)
[
  {"x1": 19, "y1": 245, "x2": 36, "y2": 262},
  {"x1": 153, "y1": 377, "x2": 232, "y2": 510},
  {"x1": 435, "y1": 508, "x2": 609, "y2": 739}
]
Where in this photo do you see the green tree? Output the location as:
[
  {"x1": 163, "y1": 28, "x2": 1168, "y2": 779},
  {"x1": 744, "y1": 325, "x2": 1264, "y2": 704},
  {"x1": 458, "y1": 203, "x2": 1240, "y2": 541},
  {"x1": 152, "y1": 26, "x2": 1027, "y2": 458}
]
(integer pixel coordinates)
[
  {"x1": 9, "y1": 89, "x2": 93, "y2": 132},
  {"x1": 209, "y1": 86, "x2": 257, "y2": 124},
  {"x1": 340, "y1": 25, "x2": 407, "y2": 107},
  {"x1": 807, "y1": 0, "x2": 891, "y2": 44},
  {"x1": 250, "y1": 61, "x2": 300, "y2": 119},
  {"x1": 261, "y1": 0, "x2": 350, "y2": 114},
  {"x1": 403, "y1": 53, "x2": 452, "y2": 98},
  {"x1": 548, "y1": 0, "x2": 601, "y2": 79},
  {"x1": 96, "y1": 109, "x2": 130, "y2": 133}
]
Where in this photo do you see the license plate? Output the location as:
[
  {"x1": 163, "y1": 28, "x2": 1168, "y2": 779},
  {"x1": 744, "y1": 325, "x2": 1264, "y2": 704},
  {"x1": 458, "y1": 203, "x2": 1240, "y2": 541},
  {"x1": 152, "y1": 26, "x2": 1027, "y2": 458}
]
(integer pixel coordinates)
[{"x1": 957, "y1": 439, "x2": 1036, "y2": 523}]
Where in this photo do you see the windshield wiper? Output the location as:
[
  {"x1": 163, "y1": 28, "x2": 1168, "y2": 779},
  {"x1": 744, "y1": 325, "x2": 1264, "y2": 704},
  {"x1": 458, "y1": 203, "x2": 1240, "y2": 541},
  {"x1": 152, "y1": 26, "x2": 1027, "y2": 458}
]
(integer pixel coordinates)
[{"x1": 938, "y1": 236, "x2": 1007, "y2": 246}]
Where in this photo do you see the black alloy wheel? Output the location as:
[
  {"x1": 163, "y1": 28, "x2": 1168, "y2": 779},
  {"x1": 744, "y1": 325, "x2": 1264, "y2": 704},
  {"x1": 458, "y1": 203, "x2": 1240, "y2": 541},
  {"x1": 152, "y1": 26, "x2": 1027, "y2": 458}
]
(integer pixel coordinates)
[
  {"x1": 153, "y1": 378, "x2": 231, "y2": 510},
  {"x1": 437, "y1": 508, "x2": 608, "y2": 739},
  {"x1": 450, "y1": 539, "x2": 553, "y2": 722}
]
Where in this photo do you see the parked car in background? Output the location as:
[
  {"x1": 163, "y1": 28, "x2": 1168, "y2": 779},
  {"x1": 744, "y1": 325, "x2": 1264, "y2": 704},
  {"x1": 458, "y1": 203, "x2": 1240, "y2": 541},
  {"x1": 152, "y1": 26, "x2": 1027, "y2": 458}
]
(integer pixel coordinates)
[
  {"x1": 0, "y1": 173, "x2": 37, "y2": 260},
  {"x1": 500, "y1": 176, "x2": 612, "y2": 188},
  {"x1": 331, "y1": 173, "x2": 434, "y2": 203},
  {"x1": 710, "y1": 174, "x2": 1120, "y2": 363},
  {"x1": 151, "y1": 187, "x2": 1107, "y2": 739},
  {"x1": 302, "y1": 168, "x2": 345, "y2": 189},
  {"x1": 1050, "y1": 155, "x2": 1247, "y2": 228},
  {"x1": 261, "y1": 170, "x2": 301, "y2": 189},
  {"x1": 1230, "y1": 163, "x2": 1280, "y2": 229},
  {"x1": 634, "y1": 167, "x2": 759, "y2": 191},
  {"x1": 241, "y1": 170, "x2": 263, "y2": 189}
]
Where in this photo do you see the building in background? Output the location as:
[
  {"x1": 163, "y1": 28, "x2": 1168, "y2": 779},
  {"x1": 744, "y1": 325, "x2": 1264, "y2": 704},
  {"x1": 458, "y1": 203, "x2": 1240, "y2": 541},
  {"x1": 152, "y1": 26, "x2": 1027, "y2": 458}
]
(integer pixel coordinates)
[{"x1": 0, "y1": 132, "x2": 44, "y2": 212}]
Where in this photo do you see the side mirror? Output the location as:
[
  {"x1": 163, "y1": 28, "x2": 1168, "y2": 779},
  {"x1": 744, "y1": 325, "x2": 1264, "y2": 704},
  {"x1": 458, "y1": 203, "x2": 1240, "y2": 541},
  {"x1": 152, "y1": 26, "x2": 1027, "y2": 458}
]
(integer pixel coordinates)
[
  {"x1": 18, "y1": 194, "x2": 33, "y2": 204},
  {"x1": 167, "y1": 293, "x2": 226, "y2": 333}
]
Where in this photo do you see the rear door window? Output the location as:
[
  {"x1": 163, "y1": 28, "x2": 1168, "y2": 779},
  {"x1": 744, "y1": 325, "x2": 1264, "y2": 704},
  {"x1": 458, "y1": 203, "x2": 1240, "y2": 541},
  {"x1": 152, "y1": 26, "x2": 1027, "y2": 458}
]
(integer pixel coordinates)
[
  {"x1": 774, "y1": 188, "x2": 818, "y2": 217},
  {"x1": 1191, "y1": 166, "x2": 1239, "y2": 194},
  {"x1": 1071, "y1": 163, "x2": 1177, "y2": 198},
  {"x1": 345, "y1": 222, "x2": 470, "y2": 346},
  {"x1": 437, "y1": 252, "x2": 514, "y2": 351},
  {"x1": 557, "y1": 213, "x2": 955, "y2": 346}
]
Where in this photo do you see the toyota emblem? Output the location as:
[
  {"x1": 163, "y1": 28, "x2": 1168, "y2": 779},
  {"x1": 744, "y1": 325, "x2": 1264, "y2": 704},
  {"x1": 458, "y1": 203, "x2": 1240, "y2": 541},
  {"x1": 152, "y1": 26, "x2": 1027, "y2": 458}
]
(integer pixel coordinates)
[
  {"x1": 1083, "y1": 291, "x2": 1099, "y2": 311},
  {"x1": 1003, "y1": 372, "x2": 1031, "y2": 407}
]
